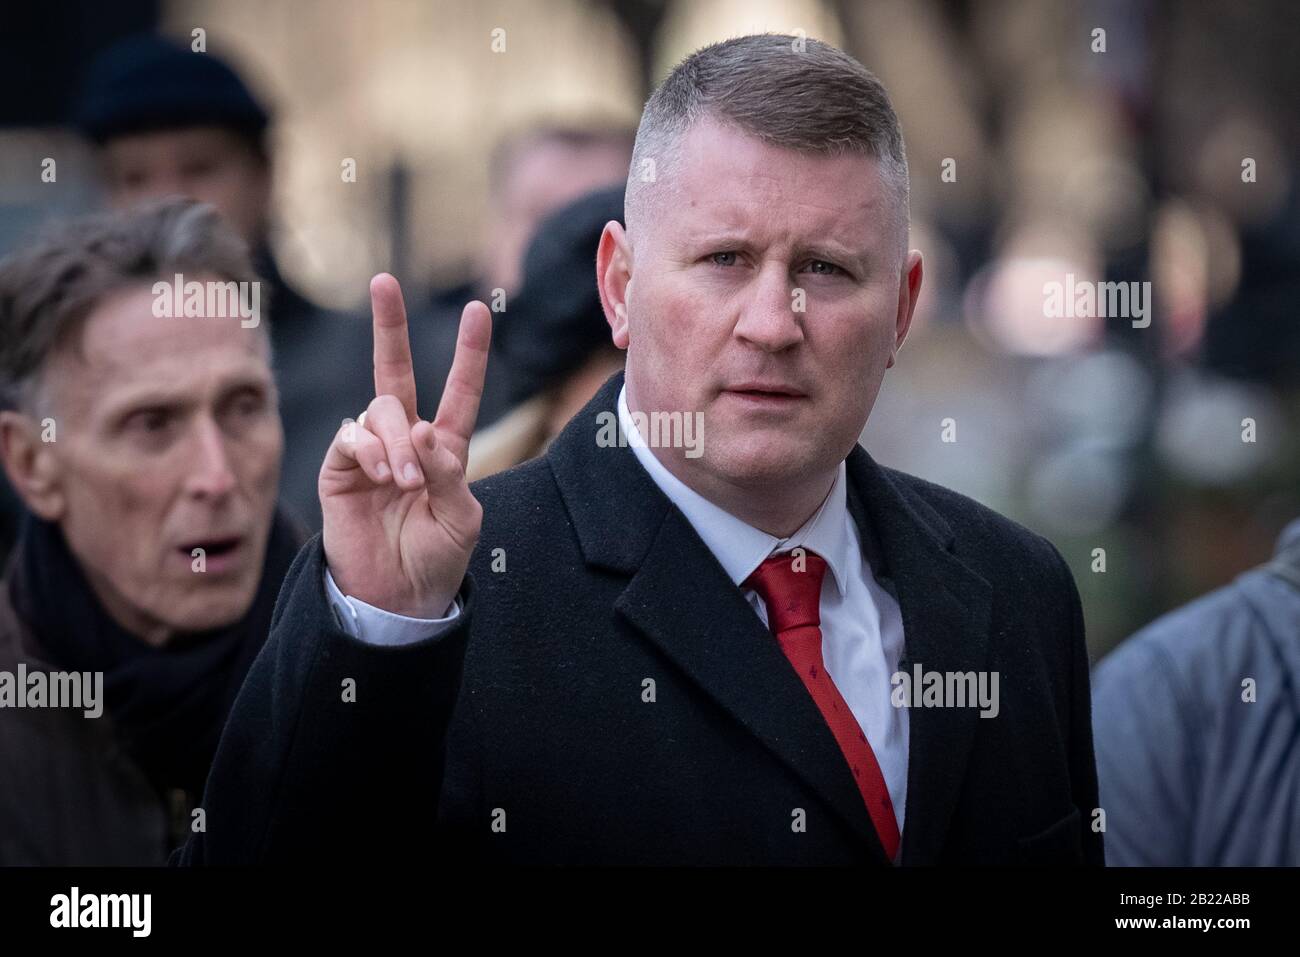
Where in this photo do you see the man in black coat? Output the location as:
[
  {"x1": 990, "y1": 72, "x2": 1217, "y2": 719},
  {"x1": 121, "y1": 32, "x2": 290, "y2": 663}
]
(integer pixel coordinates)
[{"x1": 180, "y1": 34, "x2": 1103, "y2": 867}]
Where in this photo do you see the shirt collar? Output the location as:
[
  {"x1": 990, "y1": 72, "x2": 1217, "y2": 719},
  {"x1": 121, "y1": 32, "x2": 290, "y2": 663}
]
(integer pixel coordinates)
[{"x1": 617, "y1": 383, "x2": 852, "y2": 596}]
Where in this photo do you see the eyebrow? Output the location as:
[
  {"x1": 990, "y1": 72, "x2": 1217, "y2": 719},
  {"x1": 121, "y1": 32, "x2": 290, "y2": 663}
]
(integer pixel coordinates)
[
  {"x1": 684, "y1": 231, "x2": 872, "y2": 270},
  {"x1": 101, "y1": 373, "x2": 272, "y2": 420},
  {"x1": 795, "y1": 243, "x2": 871, "y2": 269}
]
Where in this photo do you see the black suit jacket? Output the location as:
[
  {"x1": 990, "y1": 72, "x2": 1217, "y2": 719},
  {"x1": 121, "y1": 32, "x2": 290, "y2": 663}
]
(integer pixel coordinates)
[{"x1": 178, "y1": 371, "x2": 1104, "y2": 866}]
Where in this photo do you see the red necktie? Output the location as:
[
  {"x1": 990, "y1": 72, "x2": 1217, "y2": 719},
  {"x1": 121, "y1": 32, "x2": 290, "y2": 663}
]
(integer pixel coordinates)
[{"x1": 744, "y1": 550, "x2": 901, "y2": 862}]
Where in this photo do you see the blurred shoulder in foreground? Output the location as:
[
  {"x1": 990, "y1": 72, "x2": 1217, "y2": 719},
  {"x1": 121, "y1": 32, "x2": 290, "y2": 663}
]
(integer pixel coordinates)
[{"x1": 1092, "y1": 518, "x2": 1300, "y2": 866}]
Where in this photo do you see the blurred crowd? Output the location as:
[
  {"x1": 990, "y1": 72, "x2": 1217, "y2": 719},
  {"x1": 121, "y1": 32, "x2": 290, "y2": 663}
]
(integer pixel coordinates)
[
  {"x1": 3, "y1": 1, "x2": 1296, "y2": 653},
  {"x1": 0, "y1": 0, "x2": 1296, "y2": 866}
]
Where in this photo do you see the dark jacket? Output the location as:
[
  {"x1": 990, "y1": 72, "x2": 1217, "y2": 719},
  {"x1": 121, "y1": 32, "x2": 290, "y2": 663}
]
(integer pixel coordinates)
[
  {"x1": 179, "y1": 371, "x2": 1104, "y2": 866},
  {"x1": 0, "y1": 512, "x2": 301, "y2": 865},
  {"x1": 1091, "y1": 518, "x2": 1300, "y2": 865},
  {"x1": 0, "y1": 582, "x2": 166, "y2": 864}
]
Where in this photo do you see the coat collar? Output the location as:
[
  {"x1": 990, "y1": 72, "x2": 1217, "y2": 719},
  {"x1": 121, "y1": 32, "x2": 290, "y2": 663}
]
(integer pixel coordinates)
[{"x1": 546, "y1": 371, "x2": 992, "y2": 864}]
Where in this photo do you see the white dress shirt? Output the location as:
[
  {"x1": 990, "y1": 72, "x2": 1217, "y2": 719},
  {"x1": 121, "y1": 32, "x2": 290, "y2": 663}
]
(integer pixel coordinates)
[{"x1": 325, "y1": 383, "x2": 909, "y2": 832}]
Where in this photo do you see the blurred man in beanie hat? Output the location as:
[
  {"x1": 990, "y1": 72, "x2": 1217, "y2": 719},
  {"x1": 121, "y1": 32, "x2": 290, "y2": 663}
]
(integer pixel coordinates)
[{"x1": 74, "y1": 34, "x2": 275, "y2": 290}]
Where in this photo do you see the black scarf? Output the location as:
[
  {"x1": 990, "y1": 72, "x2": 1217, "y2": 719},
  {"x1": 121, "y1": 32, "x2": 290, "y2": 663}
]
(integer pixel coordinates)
[{"x1": 9, "y1": 510, "x2": 301, "y2": 796}]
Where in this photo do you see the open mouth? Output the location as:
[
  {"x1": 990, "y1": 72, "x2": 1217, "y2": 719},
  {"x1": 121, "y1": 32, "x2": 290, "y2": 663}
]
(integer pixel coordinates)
[
  {"x1": 179, "y1": 535, "x2": 243, "y2": 556},
  {"x1": 176, "y1": 538, "x2": 244, "y2": 566}
]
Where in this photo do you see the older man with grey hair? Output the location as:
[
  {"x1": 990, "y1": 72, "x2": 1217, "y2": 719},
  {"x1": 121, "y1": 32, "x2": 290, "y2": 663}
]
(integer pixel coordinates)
[
  {"x1": 182, "y1": 34, "x2": 1103, "y2": 866},
  {"x1": 0, "y1": 199, "x2": 301, "y2": 864}
]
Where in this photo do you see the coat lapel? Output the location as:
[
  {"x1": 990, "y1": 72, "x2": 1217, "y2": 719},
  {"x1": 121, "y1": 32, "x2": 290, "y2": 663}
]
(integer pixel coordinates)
[
  {"x1": 615, "y1": 505, "x2": 893, "y2": 860},
  {"x1": 546, "y1": 372, "x2": 991, "y2": 864},
  {"x1": 844, "y1": 447, "x2": 993, "y2": 864}
]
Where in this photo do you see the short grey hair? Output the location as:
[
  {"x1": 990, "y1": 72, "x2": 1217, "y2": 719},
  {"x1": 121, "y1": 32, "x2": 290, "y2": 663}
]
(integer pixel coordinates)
[
  {"x1": 625, "y1": 33, "x2": 909, "y2": 254},
  {"x1": 0, "y1": 198, "x2": 265, "y2": 413}
]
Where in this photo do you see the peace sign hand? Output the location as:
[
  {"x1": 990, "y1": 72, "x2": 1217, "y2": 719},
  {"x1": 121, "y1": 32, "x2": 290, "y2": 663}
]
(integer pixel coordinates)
[{"x1": 320, "y1": 273, "x2": 491, "y2": 618}]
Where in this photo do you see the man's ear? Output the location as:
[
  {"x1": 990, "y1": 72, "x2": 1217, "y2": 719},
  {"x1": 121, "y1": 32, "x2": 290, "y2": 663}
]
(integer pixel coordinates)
[
  {"x1": 0, "y1": 410, "x2": 65, "y2": 521},
  {"x1": 886, "y1": 249, "x2": 923, "y2": 370},
  {"x1": 596, "y1": 221, "x2": 633, "y2": 350}
]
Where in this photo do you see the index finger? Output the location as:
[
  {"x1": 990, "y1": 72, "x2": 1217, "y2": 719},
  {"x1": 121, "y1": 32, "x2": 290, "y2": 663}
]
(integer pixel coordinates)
[
  {"x1": 370, "y1": 273, "x2": 419, "y2": 421},
  {"x1": 432, "y1": 300, "x2": 492, "y2": 470}
]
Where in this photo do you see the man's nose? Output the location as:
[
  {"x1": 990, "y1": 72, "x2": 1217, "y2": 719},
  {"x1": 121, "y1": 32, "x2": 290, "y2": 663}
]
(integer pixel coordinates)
[
  {"x1": 184, "y1": 418, "x2": 238, "y2": 500},
  {"x1": 733, "y1": 262, "x2": 805, "y2": 351}
]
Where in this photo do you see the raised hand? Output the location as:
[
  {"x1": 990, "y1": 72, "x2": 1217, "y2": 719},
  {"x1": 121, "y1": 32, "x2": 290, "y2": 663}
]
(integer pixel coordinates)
[{"x1": 319, "y1": 273, "x2": 491, "y2": 618}]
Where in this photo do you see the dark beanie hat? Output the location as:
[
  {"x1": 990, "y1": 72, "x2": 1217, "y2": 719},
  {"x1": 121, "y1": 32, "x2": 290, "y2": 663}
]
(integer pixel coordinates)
[{"x1": 73, "y1": 34, "x2": 269, "y2": 143}]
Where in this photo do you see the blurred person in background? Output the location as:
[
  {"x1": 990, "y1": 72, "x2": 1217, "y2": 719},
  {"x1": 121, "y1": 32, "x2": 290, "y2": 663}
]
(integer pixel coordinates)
[
  {"x1": 466, "y1": 185, "x2": 626, "y2": 480},
  {"x1": 70, "y1": 33, "x2": 373, "y2": 531},
  {"x1": 0, "y1": 200, "x2": 300, "y2": 864},
  {"x1": 1091, "y1": 516, "x2": 1300, "y2": 865},
  {"x1": 415, "y1": 123, "x2": 634, "y2": 433},
  {"x1": 476, "y1": 123, "x2": 637, "y2": 302}
]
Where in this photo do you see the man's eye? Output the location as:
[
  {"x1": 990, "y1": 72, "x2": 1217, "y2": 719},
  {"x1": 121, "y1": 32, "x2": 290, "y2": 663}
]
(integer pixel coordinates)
[
  {"x1": 181, "y1": 160, "x2": 217, "y2": 179},
  {"x1": 803, "y1": 259, "x2": 843, "y2": 276},
  {"x1": 234, "y1": 392, "x2": 263, "y2": 412},
  {"x1": 227, "y1": 392, "x2": 268, "y2": 419},
  {"x1": 123, "y1": 410, "x2": 175, "y2": 442},
  {"x1": 710, "y1": 251, "x2": 739, "y2": 267}
]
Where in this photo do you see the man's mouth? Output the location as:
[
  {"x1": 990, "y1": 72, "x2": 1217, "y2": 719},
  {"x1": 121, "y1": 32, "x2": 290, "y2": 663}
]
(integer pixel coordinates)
[
  {"x1": 722, "y1": 382, "x2": 808, "y2": 402},
  {"x1": 175, "y1": 535, "x2": 246, "y2": 573}
]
